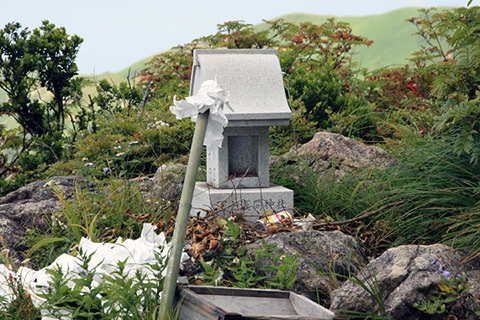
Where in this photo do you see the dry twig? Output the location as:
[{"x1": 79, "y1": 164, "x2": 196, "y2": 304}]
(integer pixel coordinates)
[{"x1": 313, "y1": 200, "x2": 405, "y2": 227}]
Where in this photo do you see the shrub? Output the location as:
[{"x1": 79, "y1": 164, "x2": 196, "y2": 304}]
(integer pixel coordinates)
[{"x1": 46, "y1": 101, "x2": 194, "y2": 179}]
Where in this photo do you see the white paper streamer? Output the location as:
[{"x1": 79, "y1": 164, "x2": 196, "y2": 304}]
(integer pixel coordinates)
[
  {"x1": 0, "y1": 223, "x2": 187, "y2": 317},
  {"x1": 170, "y1": 79, "x2": 232, "y2": 149}
]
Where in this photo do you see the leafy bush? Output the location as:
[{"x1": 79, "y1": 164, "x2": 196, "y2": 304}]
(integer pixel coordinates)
[
  {"x1": 0, "y1": 21, "x2": 84, "y2": 176},
  {"x1": 0, "y1": 250, "x2": 168, "y2": 319},
  {"x1": 407, "y1": 6, "x2": 480, "y2": 164},
  {"x1": 285, "y1": 61, "x2": 347, "y2": 128},
  {"x1": 45, "y1": 101, "x2": 194, "y2": 179},
  {"x1": 196, "y1": 218, "x2": 299, "y2": 290},
  {"x1": 91, "y1": 78, "x2": 142, "y2": 116}
]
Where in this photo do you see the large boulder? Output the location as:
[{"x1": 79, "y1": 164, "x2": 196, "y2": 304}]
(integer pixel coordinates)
[
  {"x1": 247, "y1": 230, "x2": 368, "y2": 301},
  {"x1": 330, "y1": 244, "x2": 480, "y2": 319},
  {"x1": 272, "y1": 132, "x2": 398, "y2": 183},
  {"x1": 0, "y1": 176, "x2": 92, "y2": 264}
]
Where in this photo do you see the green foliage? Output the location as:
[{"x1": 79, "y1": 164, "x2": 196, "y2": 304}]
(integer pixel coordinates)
[
  {"x1": 328, "y1": 101, "x2": 380, "y2": 141},
  {"x1": 271, "y1": 158, "x2": 378, "y2": 221},
  {"x1": 285, "y1": 62, "x2": 345, "y2": 127},
  {"x1": 254, "y1": 239, "x2": 298, "y2": 290},
  {"x1": 45, "y1": 100, "x2": 194, "y2": 179},
  {"x1": 405, "y1": 7, "x2": 480, "y2": 164},
  {"x1": 1, "y1": 273, "x2": 41, "y2": 320},
  {"x1": 199, "y1": 20, "x2": 273, "y2": 49},
  {"x1": 410, "y1": 7, "x2": 480, "y2": 100},
  {"x1": 414, "y1": 274, "x2": 479, "y2": 319},
  {"x1": 0, "y1": 20, "x2": 83, "y2": 139},
  {"x1": 270, "y1": 18, "x2": 371, "y2": 130},
  {"x1": 138, "y1": 44, "x2": 195, "y2": 105},
  {"x1": 0, "y1": 22, "x2": 45, "y2": 137},
  {"x1": 269, "y1": 99, "x2": 317, "y2": 155},
  {"x1": 363, "y1": 131, "x2": 480, "y2": 250},
  {"x1": 229, "y1": 258, "x2": 264, "y2": 288},
  {"x1": 366, "y1": 66, "x2": 430, "y2": 110},
  {"x1": 0, "y1": 20, "x2": 85, "y2": 194},
  {"x1": 0, "y1": 173, "x2": 29, "y2": 198},
  {"x1": 434, "y1": 97, "x2": 480, "y2": 164},
  {"x1": 39, "y1": 252, "x2": 105, "y2": 319},
  {"x1": 196, "y1": 218, "x2": 299, "y2": 290},
  {"x1": 91, "y1": 77, "x2": 142, "y2": 116},
  {"x1": 272, "y1": 18, "x2": 371, "y2": 67},
  {"x1": 25, "y1": 177, "x2": 174, "y2": 267},
  {"x1": 197, "y1": 261, "x2": 223, "y2": 286},
  {"x1": 99, "y1": 256, "x2": 166, "y2": 319},
  {"x1": 34, "y1": 250, "x2": 167, "y2": 320},
  {"x1": 29, "y1": 20, "x2": 83, "y2": 134}
]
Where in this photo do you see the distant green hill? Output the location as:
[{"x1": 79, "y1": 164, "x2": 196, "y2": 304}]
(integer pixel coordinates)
[
  {"x1": 92, "y1": 55, "x2": 154, "y2": 83},
  {"x1": 276, "y1": 7, "x2": 452, "y2": 70},
  {"x1": 102, "y1": 7, "x2": 453, "y2": 78}
]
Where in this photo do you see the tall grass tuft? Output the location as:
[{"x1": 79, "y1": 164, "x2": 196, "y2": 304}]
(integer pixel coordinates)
[
  {"x1": 376, "y1": 131, "x2": 480, "y2": 250},
  {"x1": 25, "y1": 176, "x2": 174, "y2": 268},
  {"x1": 272, "y1": 127, "x2": 480, "y2": 255}
]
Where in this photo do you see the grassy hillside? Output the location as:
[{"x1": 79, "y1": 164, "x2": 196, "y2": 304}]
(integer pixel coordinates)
[
  {"x1": 277, "y1": 7, "x2": 446, "y2": 69},
  {"x1": 93, "y1": 55, "x2": 153, "y2": 83},
  {"x1": 102, "y1": 7, "x2": 453, "y2": 76}
]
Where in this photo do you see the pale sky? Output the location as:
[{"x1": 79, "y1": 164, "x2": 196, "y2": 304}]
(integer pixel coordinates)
[{"x1": 1, "y1": 0, "x2": 467, "y2": 75}]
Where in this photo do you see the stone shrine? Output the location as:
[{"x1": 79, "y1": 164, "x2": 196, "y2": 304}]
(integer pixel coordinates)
[{"x1": 190, "y1": 49, "x2": 294, "y2": 220}]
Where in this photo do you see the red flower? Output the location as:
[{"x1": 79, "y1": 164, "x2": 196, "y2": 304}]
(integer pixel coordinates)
[{"x1": 292, "y1": 35, "x2": 305, "y2": 44}]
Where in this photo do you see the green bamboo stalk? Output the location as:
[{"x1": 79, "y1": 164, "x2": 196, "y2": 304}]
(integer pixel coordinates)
[{"x1": 159, "y1": 110, "x2": 209, "y2": 320}]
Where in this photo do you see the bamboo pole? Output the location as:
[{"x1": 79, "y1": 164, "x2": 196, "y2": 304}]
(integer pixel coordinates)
[{"x1": 159, "y1": 110, "x2": 209, "y2": 319}]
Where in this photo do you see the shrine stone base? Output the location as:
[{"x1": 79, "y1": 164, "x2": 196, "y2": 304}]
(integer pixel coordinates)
[{"x1": 191, "y1": 182, "x2": 294, "y2": 222}]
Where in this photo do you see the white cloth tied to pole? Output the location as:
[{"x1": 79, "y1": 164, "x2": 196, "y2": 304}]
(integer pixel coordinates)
[
  {"x1": 0, "y1": 223, "x2": 187, "y2": 316},
  {"x1": 170, "y1": 79, "x2": 232, "y2": 149}
]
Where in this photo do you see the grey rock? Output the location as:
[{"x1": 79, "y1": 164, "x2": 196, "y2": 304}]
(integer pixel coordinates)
[
  {"x1": 0, "y1": 176, "x2": 91, "y2": 265},
  {"x1": 137, "y1": 163, "x2": 185, "y2": 202},
  {"x1": 247, "y1": 230, "x2": 368, "y2": 301},
  {"x1": 272, "y1": 132, "x2": 398, "y2": 183},
  {"x1": 330, "y1": 244, "x2": 480, "y2": 319}
]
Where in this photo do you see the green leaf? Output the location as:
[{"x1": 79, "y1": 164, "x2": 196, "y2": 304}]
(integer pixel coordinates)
[
  {"x1": 443, "y1": 296, "x2": 457, "y2": 304},
  {"x1": 26, "y1": 236, "x2": 66, "y2": 259}
]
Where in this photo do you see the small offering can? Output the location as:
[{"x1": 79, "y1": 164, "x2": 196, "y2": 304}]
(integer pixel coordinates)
[{"x1": 254, "y1": 210, "x2": 293, "y2": 232}]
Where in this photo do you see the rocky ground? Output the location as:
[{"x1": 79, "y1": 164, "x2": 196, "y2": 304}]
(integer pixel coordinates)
[{"x1": 1, "y1": 132, "x2": 479, "y2": 319}]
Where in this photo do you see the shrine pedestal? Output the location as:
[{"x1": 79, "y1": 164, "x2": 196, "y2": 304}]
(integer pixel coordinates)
[{"x1": 191, "y1": 182, "x2": 293, "y2": 222}]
